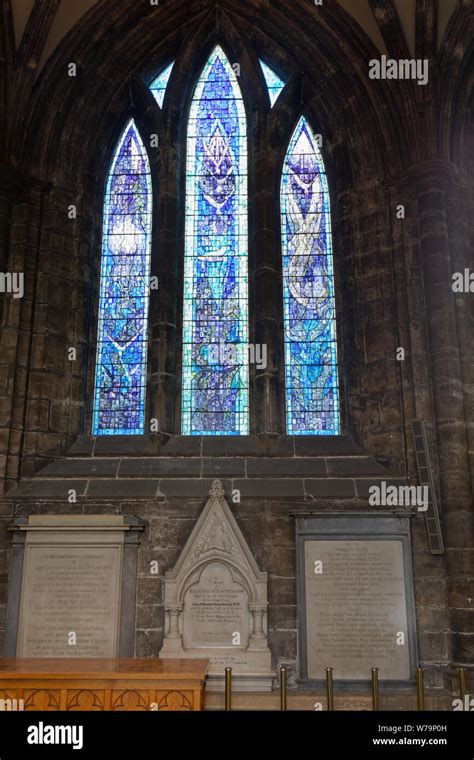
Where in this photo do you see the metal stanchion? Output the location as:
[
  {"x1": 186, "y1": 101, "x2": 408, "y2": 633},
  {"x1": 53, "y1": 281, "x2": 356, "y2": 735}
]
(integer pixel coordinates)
[
  {"x1": 416, "y1": 667, "x2": 425, "y2": 711},
  {"x1": 458, "y1": 668, "x2": 467, "y2": 710},
  {"x1": 280, "y1": 667, "x2": 288, "y2": 711},
  {"x1": 224, "y1": 667, "x2": 232, "y2": 711},
  {"x1": 326, "y1": 667, "x2": 334, "y2": 711},
  {"x1": 371, "y1": 668, "x2": 380, "y2": 711}
]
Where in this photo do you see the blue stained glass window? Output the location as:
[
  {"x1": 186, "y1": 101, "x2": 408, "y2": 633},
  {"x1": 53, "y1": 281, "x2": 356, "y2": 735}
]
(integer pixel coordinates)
[
  {"x1": 182, "y1": 46, "x2": 249, "y2": 435},
  {"x1": 260, "y1": 60, "x2": 285, "y2": 107},
  {"x1": 281, "y1": 117, "x2": 340, "y2": 435},
  {"x1": 92, "y1": 121, "x2": 152, "y2": 435},
  {"x1": 150, "y1": 62, "x2": 174, "y2": 108}
]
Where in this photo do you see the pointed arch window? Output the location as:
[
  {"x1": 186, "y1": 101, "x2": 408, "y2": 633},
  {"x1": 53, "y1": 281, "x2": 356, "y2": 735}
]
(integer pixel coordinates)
[
  {"x1": 181, "y1": 46, "x2": 249, "y2": 435},
  {"x1": 92, "y1": 121, "x2": 152, "y2": 435},
  {"x1": 281, "y1": 117, "x2": 340, "y2": 435}
]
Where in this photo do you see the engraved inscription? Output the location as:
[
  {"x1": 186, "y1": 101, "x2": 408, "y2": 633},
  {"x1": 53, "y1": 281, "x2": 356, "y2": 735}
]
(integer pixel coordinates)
[
  {"x1": 183, "y1": 562, "x2": 248, "y2": 648},
  {"x1": 18, "y1": 546, "x2": 121, "y2": 658},
  {"x1": 304, "y1": 540, "x2": 410, "y2": 680}
]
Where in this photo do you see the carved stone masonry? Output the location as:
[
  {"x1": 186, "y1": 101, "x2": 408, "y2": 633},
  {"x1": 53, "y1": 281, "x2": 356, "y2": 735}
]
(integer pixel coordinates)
[{"x1": 160, "y1": 480, "x2": 274, "y2": 691}]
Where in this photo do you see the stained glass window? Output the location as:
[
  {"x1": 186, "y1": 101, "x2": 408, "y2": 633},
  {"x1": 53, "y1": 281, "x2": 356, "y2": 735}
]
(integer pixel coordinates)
[
  {"x1": 281, "y1": 117, "x2": 340, "y2": 435},
  {"x1": 150, "y1": 62, "x2": 174, "y2": 108},
  {"x1": 182, "y1": 46, "x2": 249, "y2": 435},
  {"x1": 260, "y1": 60, "x2": 285, "y2": 107},
  {"x1": 92, "y1": 120, "x2": 152, "y2": 435}
]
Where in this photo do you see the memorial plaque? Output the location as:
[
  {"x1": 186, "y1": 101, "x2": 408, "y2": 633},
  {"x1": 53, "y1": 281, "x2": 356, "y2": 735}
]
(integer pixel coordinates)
[
  {"x1": 184, "y1": 562, "x2": 249, "y2": 648},
  {"x1": 160, "y1": 480, "x2": 274, "y2": 691},
  {"x1": 6, "y1": 516, "x2": 144, "y2": 659},
  {"x1": 296, "y1": 515, "x2": 417, "y2": 685},
  {"x1": 17, "y1": 545, "x2": 122, "y2": 658}
]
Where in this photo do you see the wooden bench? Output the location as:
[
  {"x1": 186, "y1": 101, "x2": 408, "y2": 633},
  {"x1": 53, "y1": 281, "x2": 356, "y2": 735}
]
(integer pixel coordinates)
[{"x1": 0, "y1": 658, "x2": 208, "y2": 711}]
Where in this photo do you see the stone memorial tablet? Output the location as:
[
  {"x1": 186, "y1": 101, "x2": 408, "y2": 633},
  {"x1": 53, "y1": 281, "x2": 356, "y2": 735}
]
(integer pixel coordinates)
[
  {"x1": 296, "y1": 515, "x2": 417, "y2": 685},
  {"x1": 183, "y1": 562, "x2": 249, "y2": 649},
  {"x1": 160, "y1": 480, "x2": 274, "y2": 691},
  {"x1": 6, "y1": 515, "x2": 144, "y2": 658},
  {"x1": 18, "y1": 545, "x2": 122, "y2": 658}
]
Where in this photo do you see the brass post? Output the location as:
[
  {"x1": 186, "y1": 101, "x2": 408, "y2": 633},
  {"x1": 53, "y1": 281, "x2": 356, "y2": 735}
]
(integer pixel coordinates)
[
  {"x1": 326, "y1": 667, "x2": 334, "y2": 711},
  {"x1": 416, "y1": 668, "x2": 425, "y2": 711},
  {"x1": 224, "y1": 667, "x2": 232, "y2": 711},
  {"x1": 371, "y1": 668, "x2": 379, "y2": 711},
  {"x1": 280, "y1": 667, "x2": 288, "y2": 711},
  {"x1": 459, "y1": 668, "x2": 467, "y2": 710}
]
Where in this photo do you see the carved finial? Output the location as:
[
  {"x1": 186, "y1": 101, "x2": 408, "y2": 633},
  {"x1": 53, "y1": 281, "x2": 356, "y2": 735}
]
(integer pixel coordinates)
[{"x1": 209, "y1": 479, "x2": 225, "y2": 498}]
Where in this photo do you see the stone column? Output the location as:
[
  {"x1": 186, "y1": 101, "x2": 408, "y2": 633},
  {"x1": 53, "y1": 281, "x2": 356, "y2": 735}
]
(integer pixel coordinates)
[
  {"x1": 252, "y1": 150, "x2": 282, "y2": 438},
  {"x1": 409, "y1": 160, "x2": 473, "y2": 679},
  {"x1": 249, "y1": 603, "x2": 267, "y2": 647},
  {"x1": 164, "y1": 603, "x2": 182, "y2": 640},
  {"x1": 151, "y1": 174, "x2": 179, "y2": 437}
]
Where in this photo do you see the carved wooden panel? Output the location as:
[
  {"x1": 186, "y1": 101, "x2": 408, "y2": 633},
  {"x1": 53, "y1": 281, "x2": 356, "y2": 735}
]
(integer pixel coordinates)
[
  {"x1": 0, "y1": 690, "x2": 17, "y2": 701},
  {"x1": 155, "y1": 690, "x2": 194, "y2": 711},
  {"x1": 111, "y1": 690, "x2": 149, "y2": 711},
  {"x1": 0, "y1": 658, "x2": 207, "y2": 711},
  {"x1": 66, "y1": 690, "x2": 105, "y2": 711},
  {"x1": 0, "y1": 689, "x2": 22, "y2": 710},
  {"x1": 24, "y1": 690, "x2": 60, "y2": 711}
]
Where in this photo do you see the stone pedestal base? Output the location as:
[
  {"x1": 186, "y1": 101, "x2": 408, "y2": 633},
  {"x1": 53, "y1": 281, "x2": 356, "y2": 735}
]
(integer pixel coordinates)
[{"x1": 160, "y1": 644, "x2": 274, "y2": 692}]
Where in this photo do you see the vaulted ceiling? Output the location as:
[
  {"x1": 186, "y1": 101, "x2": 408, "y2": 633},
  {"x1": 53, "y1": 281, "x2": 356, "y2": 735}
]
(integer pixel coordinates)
[{"x1": 11, "y1": 0, "x2": 458, "y2": 74}]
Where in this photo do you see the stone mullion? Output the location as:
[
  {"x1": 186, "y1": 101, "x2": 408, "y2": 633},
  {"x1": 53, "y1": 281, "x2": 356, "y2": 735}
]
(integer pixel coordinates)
[
  {"x1": 252, "y1": 149, "x2": 282, "y2": 438},
  {"x1": 151, "y1": 163, "x2": 179, "y2": 438},
  {"x1": 411, "y1": 160, "x2": 472, "y2": 671}
]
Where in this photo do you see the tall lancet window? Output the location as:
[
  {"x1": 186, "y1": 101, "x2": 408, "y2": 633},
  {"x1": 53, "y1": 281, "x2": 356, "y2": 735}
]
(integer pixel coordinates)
[
  {"x1": 92, "y1": 121, "x2": 152, "y2": 435},
  {"x1": 182, "y1": 46, "x2": 249, "y2": 435},
  {"x1": 281, "y1": 117, "x2": 340, "y2": 435}
]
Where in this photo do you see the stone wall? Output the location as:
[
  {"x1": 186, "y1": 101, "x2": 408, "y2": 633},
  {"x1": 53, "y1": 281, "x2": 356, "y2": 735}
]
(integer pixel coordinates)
[{"x1": 0, "y1": 436, "x2": 451, "y2": 689}]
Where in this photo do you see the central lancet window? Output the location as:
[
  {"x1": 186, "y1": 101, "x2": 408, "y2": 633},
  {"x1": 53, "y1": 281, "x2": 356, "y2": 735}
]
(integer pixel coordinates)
[{"x1": 181, "y1": 46, "x2": 249, "y2": 435}]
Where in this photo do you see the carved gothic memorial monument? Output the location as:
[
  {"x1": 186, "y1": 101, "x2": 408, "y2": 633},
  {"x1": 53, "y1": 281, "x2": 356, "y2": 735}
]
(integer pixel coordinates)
[{"x1": 160, "y1": 481, "x2": 273, "y2": 690}]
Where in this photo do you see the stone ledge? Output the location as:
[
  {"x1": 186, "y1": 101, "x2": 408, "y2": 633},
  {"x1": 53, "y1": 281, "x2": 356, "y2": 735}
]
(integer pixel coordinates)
[
  {"x1": 1, "y1": 475, "x2": 412, "y2": 503},
  {"x1": 29, "y1": 455, "x2": 393, "y2": 482},
  {"x1": 65, "y1": 434, "x2": 365, "y2": 458}
]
